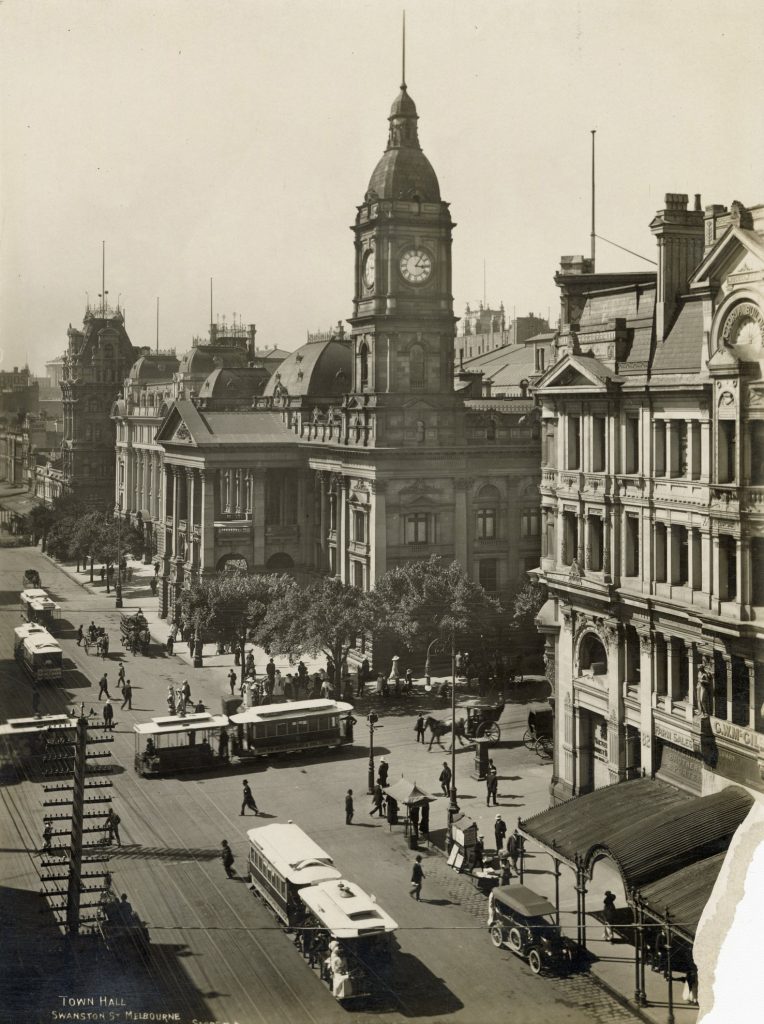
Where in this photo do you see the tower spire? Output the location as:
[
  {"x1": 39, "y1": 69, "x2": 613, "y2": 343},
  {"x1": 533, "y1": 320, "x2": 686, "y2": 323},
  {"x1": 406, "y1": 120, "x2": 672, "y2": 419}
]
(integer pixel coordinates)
[{"x1": 402, "y1": 11, "x2": 406, "y2": 88}]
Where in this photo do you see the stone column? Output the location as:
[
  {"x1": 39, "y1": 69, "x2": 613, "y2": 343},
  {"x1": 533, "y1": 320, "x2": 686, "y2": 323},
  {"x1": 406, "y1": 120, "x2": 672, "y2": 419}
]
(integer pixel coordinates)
[
  {"x1": 370, "y1": 480, "x2": 387, "y2": 585},
  {"x1": 200, "y1": 469, "x2": 216, "y2": 573},
  {"x1": 700, "y1": 419, "x2": 711, "y2": 482},
  {"x1": 187, "y1": 469, "x2": 196, "y2": 534},
  {"x1": 701, "y1": 529, "x2": 712, "y2": 597},
  {"x1": 337, "y1": 476, "x2": 349, "y2": 583},
  {"x1": 666, "y1": 524, "x2": 675, "y2": 586},
  {"x1": 317, "y1": 472, "x2": 328, "y2": 570},
  {"x1": 744, "y1": 658, "x2": 756, "y2": 730},
  {"x1": 576, "y1": 513, "x2": 585, "y2": 565},
  {"x1": 723, "y1": 652, "x2": 733, "y2": 722},
  {"x1": 171, "y1": 467, "x2": 179, "y2": 560},
  {"x1": 253, "y1": 471, "x2": 266, "y2": 569},
  {"x1": 453, "y1": 478, "x2": 469, "y2": 568},
  {"x1": 668, "y1": 638, "x2": 679, "y2": 704},
  {"x1": 688, "y1": 643, "x2": 698, "y2": 719}
]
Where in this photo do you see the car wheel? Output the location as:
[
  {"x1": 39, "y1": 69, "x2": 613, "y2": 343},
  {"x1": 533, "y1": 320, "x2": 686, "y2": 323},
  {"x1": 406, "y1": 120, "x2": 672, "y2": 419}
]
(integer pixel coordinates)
[
  {"x1": 508, "y1": 927, "x2": 523, "y2": 952},
  {"x1": 489, "y1": 925, "x2": 504, "y2": 948},
  {"x1": 528, "y1": 948, "x2": 542, "y2": 975}
]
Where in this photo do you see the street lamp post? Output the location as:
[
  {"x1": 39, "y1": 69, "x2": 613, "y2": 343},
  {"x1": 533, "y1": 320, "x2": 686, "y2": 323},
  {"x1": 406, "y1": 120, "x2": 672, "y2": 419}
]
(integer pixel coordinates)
[
  {"x1": 447, "y1": 634, "x2": 459, "y2": 849},
  {"x1": 424, "y1": 637, "x2": 439, "y2": 689},
  {"x1": 115, "y1": 505, "x2": 123, "y2": 608},
  {"x1": 367, "y1": 711, "x2": 379, "y2": 794}
]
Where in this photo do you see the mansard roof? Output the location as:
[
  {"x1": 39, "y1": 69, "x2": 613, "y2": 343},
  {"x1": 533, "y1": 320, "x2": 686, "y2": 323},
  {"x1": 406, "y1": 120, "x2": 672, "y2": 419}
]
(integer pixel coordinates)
[{"x1": 263, "y1": 337, "x2": 351, "y2": 399}]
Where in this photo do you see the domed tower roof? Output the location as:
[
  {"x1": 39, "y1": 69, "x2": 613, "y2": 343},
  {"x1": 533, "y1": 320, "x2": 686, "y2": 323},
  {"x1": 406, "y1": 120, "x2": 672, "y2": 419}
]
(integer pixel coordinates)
[
  {"x1": 128, "y1": 353, "x2": 179, "y2": 381},
  {"x1": 262, "y1": 338, "x2": 352, "y2": 399},
  {"x1": 367, "y1": 83, "x2": 440, "y2": 202},
  {"x1": 197, "y1": 366, "x2": 270, "y2": 404}
]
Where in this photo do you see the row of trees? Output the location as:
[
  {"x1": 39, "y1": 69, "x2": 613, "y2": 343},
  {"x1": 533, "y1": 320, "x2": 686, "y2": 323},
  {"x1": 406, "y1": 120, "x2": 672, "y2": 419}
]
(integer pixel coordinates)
[
  {"x1": 178, "y1": 556, "x2": 546, "y2": 683},
  {"x1": 28, "y1": 495, "x2": 144, "y2": 590}
]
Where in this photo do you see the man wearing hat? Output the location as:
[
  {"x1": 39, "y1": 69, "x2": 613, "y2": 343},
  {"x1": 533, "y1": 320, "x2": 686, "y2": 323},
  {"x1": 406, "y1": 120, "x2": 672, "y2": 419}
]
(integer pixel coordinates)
[
  {"x1": 474, "y1": 834, "x2": 485, "y2": 870},
  {"x1": 377, "y1": 757, "x2": 389, "y2": 788},
  {"x1": 494, "y1": 813, "x2": 507, "y2": 854}
]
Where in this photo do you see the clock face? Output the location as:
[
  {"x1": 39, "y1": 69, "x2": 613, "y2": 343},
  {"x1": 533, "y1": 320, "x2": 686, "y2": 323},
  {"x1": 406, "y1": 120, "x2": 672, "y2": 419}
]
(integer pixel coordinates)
[
  {"x1": 362, "y1": 249, "x2": 376, "y2": 289},
  {"x1": 399, "y1": 248, "x2": 432, "y2": 284}
]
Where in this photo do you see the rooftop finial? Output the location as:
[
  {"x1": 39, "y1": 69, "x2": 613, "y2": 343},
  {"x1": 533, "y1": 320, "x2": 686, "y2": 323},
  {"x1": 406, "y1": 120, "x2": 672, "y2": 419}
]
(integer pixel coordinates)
[{"x1": 401, "y1": 10, "x2": 406, "y2": 89}]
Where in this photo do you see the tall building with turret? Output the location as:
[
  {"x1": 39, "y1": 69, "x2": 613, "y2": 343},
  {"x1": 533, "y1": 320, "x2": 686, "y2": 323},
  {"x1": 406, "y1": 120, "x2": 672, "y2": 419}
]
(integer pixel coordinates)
[{"x1": 61, "y1": 304, "x2": 137, "y2": 504}]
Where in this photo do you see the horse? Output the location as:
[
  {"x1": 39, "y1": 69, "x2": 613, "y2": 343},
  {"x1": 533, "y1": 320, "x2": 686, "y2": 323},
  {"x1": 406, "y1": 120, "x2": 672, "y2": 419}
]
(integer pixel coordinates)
[{"x1": 426, "y1": 716, "x2": 469, "y2": 751}]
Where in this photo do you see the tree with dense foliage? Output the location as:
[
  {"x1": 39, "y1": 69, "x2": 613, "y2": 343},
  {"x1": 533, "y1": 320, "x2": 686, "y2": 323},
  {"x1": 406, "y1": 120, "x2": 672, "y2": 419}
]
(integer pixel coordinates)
[
  {"x1": 262, "y1": 576, "x2": 375, "y2": 679},
  {"x1": 372, "y1": 556, "x2": 500, "y2": 676},
  {"x1": 26, "y1": 494, "x2": 87, "y2": 550},
  {"x1": 178, "y1": 571, "x2": 295, "y2": 683}
]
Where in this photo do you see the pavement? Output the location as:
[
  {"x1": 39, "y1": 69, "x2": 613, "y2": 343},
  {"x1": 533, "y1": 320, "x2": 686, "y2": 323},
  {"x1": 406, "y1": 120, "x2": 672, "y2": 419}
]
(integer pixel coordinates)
[{"x1": 0, "y1": 539, "x2": 700, "y2": 1024}]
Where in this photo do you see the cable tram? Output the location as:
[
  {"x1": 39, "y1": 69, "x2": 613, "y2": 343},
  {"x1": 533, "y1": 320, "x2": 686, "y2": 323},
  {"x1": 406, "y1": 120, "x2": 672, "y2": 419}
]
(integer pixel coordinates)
[
  {"x1": 133, "y1": 712, "x2": 230, "y2": 776},
  {"x1": 229, "y1": 698, "x2": 356, "y2": 760},
  {"x1": 0, "y1": 713, "x2": 77, "y2": 780},
  {"x1": 14, "y1": 623, "x2": 63, "y2": 683},
  {"x1": 20, "y1": 588, "x2": 61, "y2": 632},
  {"x1": 298, "y1": 878, "x2": 398, "y2": 1002},
  {"x1": 247, "y1": 823, "x2": 341, "y2": 927}
]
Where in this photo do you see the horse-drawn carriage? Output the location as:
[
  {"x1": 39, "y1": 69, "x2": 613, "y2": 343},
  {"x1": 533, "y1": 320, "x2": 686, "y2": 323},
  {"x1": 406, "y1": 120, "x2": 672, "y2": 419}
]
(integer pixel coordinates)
[
  {"x1": 97, "y1": 890, "x2": 150, "y2": 963},
  {"x1": 120, "y1": 612, "x2": 150, "y2": 655},
  {"x1": 426, "y1": 697, "x2": 506, "y2": 750},
  {"x1": 457, "y1": 698, "x2": 505, "y2": 744},
  {"x1": 83, "y1": 625, "x2": 108, "y2": 656}
]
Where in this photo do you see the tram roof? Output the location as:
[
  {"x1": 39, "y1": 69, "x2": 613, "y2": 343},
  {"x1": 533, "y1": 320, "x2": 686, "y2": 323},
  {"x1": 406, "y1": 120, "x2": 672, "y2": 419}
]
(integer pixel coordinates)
[
  {"x1": 29, "y1": 598, "x2": 59, "y2": 612},
  {"x1": 300, "y1": 879, "x2": 398, "y2": 938},
  {"x1": 247, "y1": 823, "x2": 341, "y2": 885},
  {"x1": 230, "y1": 698, "x2": 354, "y2": 724},
  {"x1": 23, "y1": 634, "x2": 61, "y2": 655},
  {"x1": 14, "y1": 623, "x2": 51, "y2": 641},
  {"x1": 0, "y1": 714, "x2": 76, "y2": 736},
  {"x1": 20, "y1": 589, "x2": 49, "y2": 601},
  {"x1": 134, "y1": 712, "x2": 229, "y2": 736}
]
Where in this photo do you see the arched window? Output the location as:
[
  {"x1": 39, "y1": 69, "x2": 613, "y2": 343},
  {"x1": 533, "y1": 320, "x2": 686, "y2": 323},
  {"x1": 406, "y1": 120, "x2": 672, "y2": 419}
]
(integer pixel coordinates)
[
  {"x1": 359, "y1": 342, "x2": 370, "y2": 390},
  {"x1": 475, "y1": 483, "x2": 500, "y2": 540},
  {"x1": 409, "y1": 343, "x2": 425, "y2": 391},
  {"x1": 578, "y1": 633, "x2": 608, "y2": 677}
]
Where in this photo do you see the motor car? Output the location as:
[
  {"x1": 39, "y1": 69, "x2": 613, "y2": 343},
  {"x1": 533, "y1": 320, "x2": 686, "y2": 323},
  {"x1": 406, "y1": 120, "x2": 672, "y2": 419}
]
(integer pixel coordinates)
[{"x1": 488, "y1": 884, "x2": 577, "y2": 975}]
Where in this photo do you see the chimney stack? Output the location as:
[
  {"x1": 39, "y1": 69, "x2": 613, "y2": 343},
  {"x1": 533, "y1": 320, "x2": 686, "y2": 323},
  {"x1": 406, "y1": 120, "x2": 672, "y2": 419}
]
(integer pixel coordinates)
[{"x1": 650, "y1": 193, "x2": 704, "y2": 342}]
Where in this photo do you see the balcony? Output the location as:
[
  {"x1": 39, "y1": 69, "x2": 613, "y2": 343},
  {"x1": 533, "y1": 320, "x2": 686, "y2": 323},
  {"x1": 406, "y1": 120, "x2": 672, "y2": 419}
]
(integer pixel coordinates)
[
  {"x1": 558, "y1": 471, "x2": 582, "y2": 493},
  {"x1": 742, "y1": 485, "x2": 764, "y2": 516},
  {"x1": 215, "y1": 520, "x2": 253, "y2": 541}
]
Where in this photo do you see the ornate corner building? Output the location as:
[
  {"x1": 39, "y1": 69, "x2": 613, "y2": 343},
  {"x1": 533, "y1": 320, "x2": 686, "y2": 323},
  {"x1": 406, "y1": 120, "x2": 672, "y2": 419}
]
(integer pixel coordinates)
[
  {"x1": 534, "y1": 195, "x2": 764, "y2": 803},
  {"x1": 61, "y1": 305, "x2": 138, "y2": 505},
  {"x1": 143, "y1": 78, "x2": 542, "y2": 623}
]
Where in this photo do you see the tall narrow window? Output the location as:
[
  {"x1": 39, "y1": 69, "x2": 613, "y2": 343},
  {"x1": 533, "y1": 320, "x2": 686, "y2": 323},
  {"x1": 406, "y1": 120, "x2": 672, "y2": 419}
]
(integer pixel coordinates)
[
  {"x1": 718, "y1": 421, "x2": 737, "y2": 483},
  {"x1": 521, "y1": 510, "x2": 540, "y2": 537},
  {"x1": 625, "y1": 515, "x2": 640, "y2": 577},
  {"x1": 352, "y1": 509, "x2": 366, "y2": 543},
  {"x1": 625, "y1": 417, "x2": 640, "y2": 474},
  {"x1": 654, "y1": 421, "x2": 667, "y2": 476},
  {"x1": 751, "y1": 422, "x2": 764, "y2": 485},
  {"x1": 592, "y1": 417, "x2": 606, "y2": 472},
  {"x1": 567, "y1": 416, "x2": 581, "y2": 469},
  {"x1": 477, "y1": 508, "x2": 496, "y2": 539},
  {"x1": 359, "y1": 342, "x2": 370, "y2": 391},
  {"x1": 405, "y1": 512, "x2": 429, "y2": 543},
  {"x1": 479, "y1": 559, "x2": 498, "y2": 592},
  {"x1": 655, "y1": 522, "x2": 667, "y2": 582},
  {"x1": 719, "y1": 534, "x2": 737, "y2": 600},
  {"x1": 409, "y1": 343, "x2": 425, "y2": 391}
]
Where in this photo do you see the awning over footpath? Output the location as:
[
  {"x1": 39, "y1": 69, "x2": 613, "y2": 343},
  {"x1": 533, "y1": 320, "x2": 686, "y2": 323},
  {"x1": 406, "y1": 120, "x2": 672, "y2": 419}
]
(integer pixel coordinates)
[
  {"x1": 0, "y1": 491, "x2": 41, "y2": 516},
  {"x1": 520, "y1": 777, "x2": 753, "y2": 938}
]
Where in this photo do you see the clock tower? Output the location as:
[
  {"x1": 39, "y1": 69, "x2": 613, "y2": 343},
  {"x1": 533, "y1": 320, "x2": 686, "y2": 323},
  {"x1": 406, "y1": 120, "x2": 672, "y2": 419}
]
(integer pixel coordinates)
[{"x1": 347, "y1": 78, "x2": 461, "y2": 446}]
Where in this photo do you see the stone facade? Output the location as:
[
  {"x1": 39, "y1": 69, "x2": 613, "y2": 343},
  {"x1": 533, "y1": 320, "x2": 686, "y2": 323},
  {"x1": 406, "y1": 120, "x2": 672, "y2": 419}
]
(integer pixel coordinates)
[
  {"x1": 151, "y1": 79, "x2": 543, "y2": 631},
  {"x1": 60, "y1": 306, "x2": 138, "y2": 504},
  {"x1": 534, "y1": 195, "x2": 764, "y2": 802}
]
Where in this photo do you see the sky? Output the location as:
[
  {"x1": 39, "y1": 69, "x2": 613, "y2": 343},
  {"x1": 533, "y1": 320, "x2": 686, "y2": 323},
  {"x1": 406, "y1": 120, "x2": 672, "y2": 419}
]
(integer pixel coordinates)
[{"x1": 1, "y1": 0, "x2": 763, "y2": 376}]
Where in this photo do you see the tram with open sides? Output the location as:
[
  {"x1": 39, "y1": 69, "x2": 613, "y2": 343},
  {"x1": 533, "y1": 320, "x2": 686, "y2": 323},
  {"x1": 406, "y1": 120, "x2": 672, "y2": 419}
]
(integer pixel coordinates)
[
  {"x1": 247, "y1": 823, "x2": 341, "y2": 927},
  {"x1": 20, "y1": 588, "x2": 61, "y2": 633},
  {"x1": 14, "y1": 623, "x2": 63, "y2": 684},
  {"x1": 0, "y1": 713, "x2": 77, "y2": 781},
  {"x1": 229, "y1": 698, "x2": 356, "y2": 760},
  {"x1": 133, "y1": 712, "x2": 229, "y2": 776},
  {"x1": 299, "y1": 878, "x2": 399, "y2": 1003}
]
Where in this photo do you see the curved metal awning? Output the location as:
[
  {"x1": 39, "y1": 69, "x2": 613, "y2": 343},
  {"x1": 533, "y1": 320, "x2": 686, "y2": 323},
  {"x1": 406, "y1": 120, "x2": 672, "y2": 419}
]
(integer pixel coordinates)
[{"x1": 519, "y1": 777, "x2": 753, "y2": 938}]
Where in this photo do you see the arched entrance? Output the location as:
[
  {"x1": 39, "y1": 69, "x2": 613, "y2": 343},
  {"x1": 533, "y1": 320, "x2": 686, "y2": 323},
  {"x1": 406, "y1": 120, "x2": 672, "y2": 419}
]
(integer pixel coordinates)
[
  {"x1": 266, "y1": 552, "x2": 294, "y2": 571},
  {"x1": 216, "y1": 554, "x2": 249, "y2": 573}
]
